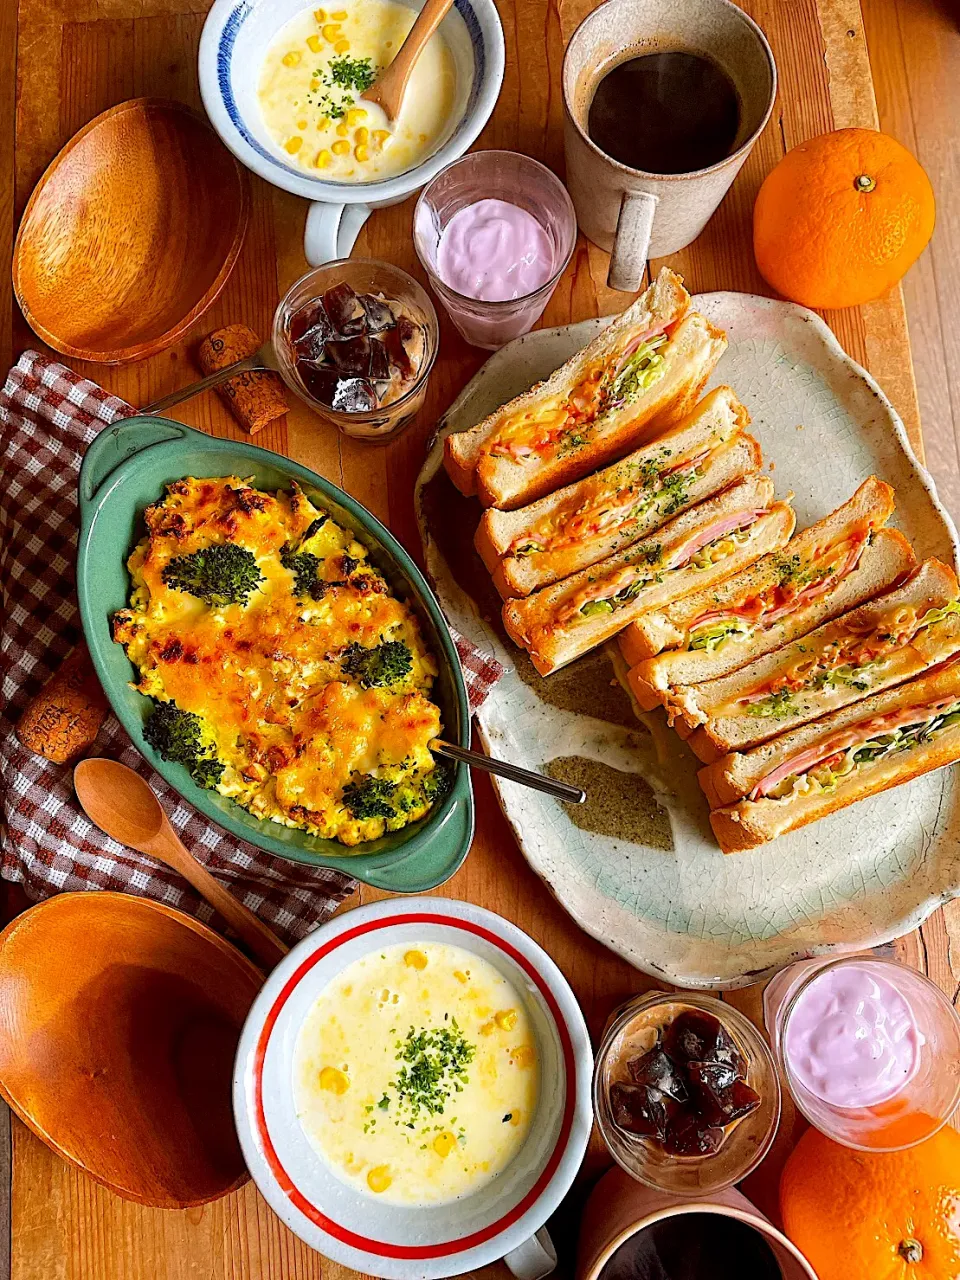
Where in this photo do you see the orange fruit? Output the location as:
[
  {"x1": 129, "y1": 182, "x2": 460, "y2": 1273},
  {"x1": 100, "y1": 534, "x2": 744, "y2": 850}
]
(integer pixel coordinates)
[
  {"x1": 780, "y1": 1124, "x2": 960, "y2": 1280},
  {"x1": 753, "y1": 127, "x2": 935, "y2": 309}
]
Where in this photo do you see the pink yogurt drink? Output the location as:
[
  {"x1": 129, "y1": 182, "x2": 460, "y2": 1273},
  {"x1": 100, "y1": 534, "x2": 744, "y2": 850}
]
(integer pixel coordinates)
[
  {"x1": 436, "y1": 199, "x2": 554, "y2": 303},
  {"x1": 765, "y1": 956, "x2": 960, "y2": 1151},
  {"x1": 783, "y1": 963, "x2": 922, "y2": 1107}
]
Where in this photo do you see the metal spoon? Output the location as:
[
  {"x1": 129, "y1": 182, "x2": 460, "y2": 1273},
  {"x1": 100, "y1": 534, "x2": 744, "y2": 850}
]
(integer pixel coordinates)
[
  {"x1": 432, "y1": 740, "x2": 586, "y2": 804},
  {"x1": 73, "y1": 758, "x2": 288, "y2": 969},
  {"x1": 141, "y1": 343, "x2": 277, "y2": 416}
]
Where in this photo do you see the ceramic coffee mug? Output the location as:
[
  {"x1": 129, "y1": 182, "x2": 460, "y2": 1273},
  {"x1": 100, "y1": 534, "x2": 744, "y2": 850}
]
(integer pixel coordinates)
[
  {"x1": 562, "y1": 0, "x2": 776, "y2": 292},
  {"x1": 577, "y1": 1166, "x2": 818, "y2": 1280}
]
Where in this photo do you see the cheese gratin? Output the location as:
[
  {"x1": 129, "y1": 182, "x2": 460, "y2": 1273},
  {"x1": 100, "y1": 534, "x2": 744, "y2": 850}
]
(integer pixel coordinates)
[{"x1": 112, "y1": 476, "x2": 447, "y2": 846}]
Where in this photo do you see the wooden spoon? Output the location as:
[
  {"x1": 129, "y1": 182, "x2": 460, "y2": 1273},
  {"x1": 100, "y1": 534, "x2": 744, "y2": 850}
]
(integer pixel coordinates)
[
  {"x1": 361, "y1": 0, "x2": 455, "y2": 120},
  {"x1": 74, "y1": 758, "x2": 287, "y2": 969}
]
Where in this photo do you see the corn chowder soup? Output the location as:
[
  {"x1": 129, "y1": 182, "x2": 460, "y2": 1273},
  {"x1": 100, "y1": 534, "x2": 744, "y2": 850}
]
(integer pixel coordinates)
[
  {"x1": 294, "y1": 942, "x2": 539, "y2": 1204},
  {"x1": 258, "y1": 0, "x2": 458, "y2": 181}
]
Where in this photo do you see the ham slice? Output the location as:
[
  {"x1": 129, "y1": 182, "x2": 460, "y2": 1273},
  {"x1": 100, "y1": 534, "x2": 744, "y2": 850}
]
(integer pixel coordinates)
[
  {"x1": 750, "y1": 692, "x2": 960, "y2": 800},
  {"x1": 666, "y1": 509, "x2": 767, "y2": 570}
]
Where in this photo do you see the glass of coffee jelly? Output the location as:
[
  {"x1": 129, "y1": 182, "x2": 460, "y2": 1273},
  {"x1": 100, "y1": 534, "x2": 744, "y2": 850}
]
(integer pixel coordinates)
[
  {"x1": 274, "y1": 260, "x2": 439, "y2": 441},
  {"x1": 764, "y1": 956, "x2": 960, "y2": 1152},
  {"x1": 594, "y1": 992, "x2": 780, "y2": 1196}
]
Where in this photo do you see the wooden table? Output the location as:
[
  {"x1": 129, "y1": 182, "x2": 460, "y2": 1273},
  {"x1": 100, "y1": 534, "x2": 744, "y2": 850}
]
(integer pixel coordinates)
[{"x1": 2, "y1": 0, "x2": 958, "y2": 1276}]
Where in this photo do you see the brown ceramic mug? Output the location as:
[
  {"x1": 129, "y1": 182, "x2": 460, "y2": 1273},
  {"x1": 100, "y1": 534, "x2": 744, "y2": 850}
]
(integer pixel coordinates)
[
  {"x1": 577, "y1": 1166, "x2": 818, "y2": 1280},
  {"x1": 562, "y1": 0, "x2": 777, "y2": 292}
]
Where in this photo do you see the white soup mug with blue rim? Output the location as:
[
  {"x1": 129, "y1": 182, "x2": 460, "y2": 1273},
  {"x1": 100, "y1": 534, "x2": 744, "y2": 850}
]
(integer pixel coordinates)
[{"x1": 199, "y1": 0, "x2": 505, "y2": 265}]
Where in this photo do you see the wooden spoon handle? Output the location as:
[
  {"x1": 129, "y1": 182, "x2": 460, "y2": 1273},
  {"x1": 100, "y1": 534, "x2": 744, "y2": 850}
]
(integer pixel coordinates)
[
  {"x1": 365, "y1": 0, "x2": 454, "y2": 111},
  {"x1": 154, "y1": 822, "x2": 288, "y2": 969}
]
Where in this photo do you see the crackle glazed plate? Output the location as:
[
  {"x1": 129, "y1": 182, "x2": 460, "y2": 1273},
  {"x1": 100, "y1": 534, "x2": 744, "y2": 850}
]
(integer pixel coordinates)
[{"x1": 415, "y1": 292, "x2": 960, "y2": 990}]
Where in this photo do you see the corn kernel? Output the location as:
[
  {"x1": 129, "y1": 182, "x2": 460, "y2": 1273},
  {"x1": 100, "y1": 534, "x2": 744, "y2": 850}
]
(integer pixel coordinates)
[
  {"x1": 322, "y1": 23, "x2": 341, "y2": 39},
  {"x1": 310, "y1": 78, "x2": 321, "y2": 91},
  {"x1": 480, "y1": 1020, "x2": 495, "y2": 1036},
  {"x1": 284, "y1": 135, "x2": 303, "y2": 154},
  {"x1": 336, "y1": 121, "x2": 349, "y2": 136},
  {"x1": 510, "y1": 1111, "x2": 521, "y2": 1126},
  {"x1": 453, "y1": 970, "x2": 468, "y2": 984},
  {"x1": 317, "y1": 116, "x2": 330, "y2": 130},
  {"x1": 319, "y1": 1066, "x2": 348, "y2": 1093},
  {"x1": 297, "y1": 119, "x2": 308, "y2": 130},
  {"x1": 372, "y1": 129, "x2": 391, "y2": 147},
  {"x1": 367, "y1": 1165, "x2": 392, "y2": 1193},
  {"x1": 495, "y1": 1008, "x2": 518, "y2": 1031},
  {"x1": 332, "y1": 9, "x2": 348, "y2": 17},
  {"x1": 332, "y1": 139, "x2": 350, "y2": 155},
  {"x1": 334, "y1": 39, "x2": 350, "y2": 52},
  {"x1": 354, "y1": 144, "x2": 370, "y2": 162},
  {"x1": 404, "y1": 949, "x2": 428, "y2": 970},
  {"x1": 346, "y1": 107, "x2": 368, "y2": 126},
  {"x1": 512, "y1": 1044, "x2": 535, "y2": 1069},
  {"x1": 282, "y1": 50, "x2": 302, "y2": 67},
  {"x1": 355, "y1": 125, "x2": 369, "y2": 144},
  {"x1": 432, "y1": 1132, "x2": 457, "y2": 1158},
  {"x1": 313, "y1": 7, "x2": 327, "y2": 19},
  {"x1": 306, "y1": 33, "x2": 322, "y2": 52},
  {"x1": 315, "y1": 149, "x2": 332, "y2": 168}
]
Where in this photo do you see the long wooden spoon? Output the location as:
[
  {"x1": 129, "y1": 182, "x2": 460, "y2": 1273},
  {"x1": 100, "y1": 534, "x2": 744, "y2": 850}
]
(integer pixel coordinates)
[
  {"x1": 361, "y1": 0, "x2": 454, "y2": 120},
  {"x1": 74, "y1": 758, "x2": 288, "y2": 970}
]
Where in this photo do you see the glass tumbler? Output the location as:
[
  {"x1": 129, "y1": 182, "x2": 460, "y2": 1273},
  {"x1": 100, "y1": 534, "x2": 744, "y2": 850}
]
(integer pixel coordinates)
[
  {"x1": 764, "y1": 956, "x2": 960, "y2": 1151},
  {"x1": 594, "y1": 992, "x2": 781, "y2": 1197},
  {"x1": 272, "y1": 259, "x2": 439, "y2": 442},
  {"x1": 413, "y1": 150, "x2": 577, "y2": 350}
]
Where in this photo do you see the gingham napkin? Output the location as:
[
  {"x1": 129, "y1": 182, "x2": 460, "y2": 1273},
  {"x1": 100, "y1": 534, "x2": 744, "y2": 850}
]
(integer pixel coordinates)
[{"x1": 0, "y1": 352, "x2": 503, "y2": 943}]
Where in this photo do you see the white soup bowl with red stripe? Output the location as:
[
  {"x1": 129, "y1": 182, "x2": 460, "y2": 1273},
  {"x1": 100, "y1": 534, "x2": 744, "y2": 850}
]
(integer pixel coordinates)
[{"x1": 233, "y1": 898, "x2": 593, "y2": 1278}]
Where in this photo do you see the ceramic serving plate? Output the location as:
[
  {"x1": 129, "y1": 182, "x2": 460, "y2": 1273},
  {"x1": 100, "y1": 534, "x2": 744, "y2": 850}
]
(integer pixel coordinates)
[
  {"x1": 77, "y1": 417, "x2": 473, "y2": 893},
  {"x1": 233, "y1": 897, "x2": 593, "y2": 1278},
  {"x1": 416, "y1": 292, "x2": 960, "y2": 989}
]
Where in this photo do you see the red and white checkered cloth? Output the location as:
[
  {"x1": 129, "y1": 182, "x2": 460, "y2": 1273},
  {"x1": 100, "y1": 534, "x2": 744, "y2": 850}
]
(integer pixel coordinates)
[{"x1": 0, "y1": 352, "x2": 503, "y2": 943}]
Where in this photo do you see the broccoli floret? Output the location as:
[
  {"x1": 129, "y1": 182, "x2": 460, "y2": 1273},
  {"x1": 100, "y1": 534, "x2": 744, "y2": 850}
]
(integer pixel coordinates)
[
  {"x1": 341, "y1": 775, "x2": 398, "y2": 820},
  {"x1": 161, "y1": 543, "x2": 262, "y2": 607},
  {"x1": 423, "y1": 760, "x2": 453, "y2": 804},
  {"x1": 281, "y1": 545, "x2": 327, "y2": 599},
  {"x1": 341, "y1": 640, "x2": 413, "y2": 688},
  {"x1": 143, "y1": 703, "x2": 224, "y2": 789}
]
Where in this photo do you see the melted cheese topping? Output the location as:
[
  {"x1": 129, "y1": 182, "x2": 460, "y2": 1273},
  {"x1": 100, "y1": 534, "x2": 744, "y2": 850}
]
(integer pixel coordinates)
[
  {"x1": 113, "y1": 477, "x2": 443, "y2": 846},
  {"x1": 294, "y1": 942, "x2": 539, "y2": 1205}
]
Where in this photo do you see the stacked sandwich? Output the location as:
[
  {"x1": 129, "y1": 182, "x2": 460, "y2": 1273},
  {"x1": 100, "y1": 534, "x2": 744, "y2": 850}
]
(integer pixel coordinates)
[{"x1": 444, "y1": 269, "x2": 960, "y2": 853}]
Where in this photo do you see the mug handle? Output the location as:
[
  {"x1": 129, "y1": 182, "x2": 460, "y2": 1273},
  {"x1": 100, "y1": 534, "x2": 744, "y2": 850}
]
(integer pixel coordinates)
[
  {"x1": 304, "y1": 201, "x2": 372, "y2": 266},
  {"x1": 608, "y1": 190, "x2": 659, "y2": 292},
  {"x1": 503, "y1": 1227, "x2": 558, "y2": 1280}
]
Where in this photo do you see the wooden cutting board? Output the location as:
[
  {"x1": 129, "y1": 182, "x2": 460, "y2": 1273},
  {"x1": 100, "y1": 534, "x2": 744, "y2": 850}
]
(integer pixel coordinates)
[{"x1": 1, "y1": 0, "x2": 956, "y2": 1277}]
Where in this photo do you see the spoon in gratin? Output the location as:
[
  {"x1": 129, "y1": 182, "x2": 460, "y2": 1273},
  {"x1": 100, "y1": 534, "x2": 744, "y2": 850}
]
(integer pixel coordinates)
[
  {"x1": 431, "y1": 740, "x2": 586, "y2": 804},
  {"x1": 74, "y1": 758, "x2": 288, "y2": 970}
]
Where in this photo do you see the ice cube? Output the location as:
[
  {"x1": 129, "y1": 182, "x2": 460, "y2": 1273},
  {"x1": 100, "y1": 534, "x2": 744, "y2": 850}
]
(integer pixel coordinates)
[
  {"x1": 327, "y1": 335, "x2": 372, "y2": 377},
  {"x1": 662, "y1": 1108, "x2": 725, "y2": 1157},
  {"x1": 610, "y1": 1082, "x2": 673, "y2": 1139},
  {"x1": 332, "y1": 377, "x2": 377, "y2": 413},
  {"x1": 359, "y1": 293, "x2": 397, "y2": 332},
  {"x1": 322, "y1": 282, "x2": 366, "y2": 336},
  {"x1": 627, "y1": 1047, "x2": 689, "y2": 1104},
  {"x1": 687, "y1": 1061, "x2": 760, "y2": 1126}
]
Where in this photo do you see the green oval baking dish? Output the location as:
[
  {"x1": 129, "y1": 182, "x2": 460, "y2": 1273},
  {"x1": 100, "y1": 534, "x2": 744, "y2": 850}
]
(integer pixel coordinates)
[{"x1": 76, "y1": 417, "x2": 474, "y2": 893}]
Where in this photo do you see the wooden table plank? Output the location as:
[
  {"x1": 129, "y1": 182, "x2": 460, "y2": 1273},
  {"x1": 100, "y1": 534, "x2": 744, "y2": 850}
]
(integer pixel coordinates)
[{"x1": 3, "y1": 0, "x2": 956, "y2": 1277}]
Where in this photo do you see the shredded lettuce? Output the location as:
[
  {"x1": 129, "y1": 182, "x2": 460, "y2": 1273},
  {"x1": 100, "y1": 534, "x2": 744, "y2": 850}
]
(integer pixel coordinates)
[
  {"x1": 606, "y1": 336, "x2": 668, "y2": 406},
  {"x1": 688, "y1": 619, "x2": 753, "y2": 654},
  {"x1": 579, "y1": 599, "x2": 614, "y2": 617},
  {"x1": 514, "y1": 540, "x2": 546, "y2": 558},
  {"x1": 915, "y1": 598, "x2": 960, "y2": 630}
]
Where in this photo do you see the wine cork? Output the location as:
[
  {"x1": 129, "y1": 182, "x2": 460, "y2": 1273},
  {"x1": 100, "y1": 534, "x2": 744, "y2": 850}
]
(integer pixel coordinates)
[
  {"x1": 16, "y1": 645, "x2": 109, "y2": 765},
  {"x1": 197, "y1": 324, "x2": 288, "y2": 435}
]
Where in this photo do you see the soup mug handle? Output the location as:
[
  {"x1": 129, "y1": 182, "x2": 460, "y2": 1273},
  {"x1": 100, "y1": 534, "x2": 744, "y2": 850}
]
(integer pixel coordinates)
[
  {"x1": 503, "y1": 1226, "x2": 558, "y2": 1280},
  {"x1": 608, "y1": 190, "x2": 659, "y2": 293},
  {"x1": 304, "y1": 201, "x2": 373, "y2": 266}
]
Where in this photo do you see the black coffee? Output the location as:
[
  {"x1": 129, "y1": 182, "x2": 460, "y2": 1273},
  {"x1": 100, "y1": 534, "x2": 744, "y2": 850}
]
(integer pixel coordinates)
[
  {"x1": 599, "y1": 1212, "x2": 782, "y2": 1280},
  {"x1": 587, "y1": 51, "x2": 741, "y2": 174}
]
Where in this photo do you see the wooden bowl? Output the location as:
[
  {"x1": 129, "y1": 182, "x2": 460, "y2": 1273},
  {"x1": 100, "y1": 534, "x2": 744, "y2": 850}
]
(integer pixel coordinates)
[
  {"x1": 13, "y1": 99, "x2": 250, "y2": 364},
  {"x1": 0, "y1": 892, "x2": 263, "y2": 1206}
]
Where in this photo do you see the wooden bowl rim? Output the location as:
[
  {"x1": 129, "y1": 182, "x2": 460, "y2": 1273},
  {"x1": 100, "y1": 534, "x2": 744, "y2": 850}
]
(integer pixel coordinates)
[
  {"x1": 12, "y1": 97, "x2": 251, "y2": 366},
  {"x1": 0, "y1": 891, "x2": 264, "y2": 1207}
]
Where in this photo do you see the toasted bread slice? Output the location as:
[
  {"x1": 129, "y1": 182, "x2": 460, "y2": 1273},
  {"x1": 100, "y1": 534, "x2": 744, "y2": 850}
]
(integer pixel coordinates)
[
  {"x1": 705, "y1": 660, "x2": 960, "y2": 852},
  {"x1": 503, "y1": 473, "x2": 791, "y2": 676},
  {"x1": 617, "y1": 476, "x2": 901, "y2": 669},
  {"x1": 477, "y1": 387, "x2": 756, "y2": 598},
  {"x1": 444, "y1": 269, "x2": 692, "y2": 501},
  {"x1": 678, "y1": 558, "x2": 960, "y2": 759}
]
